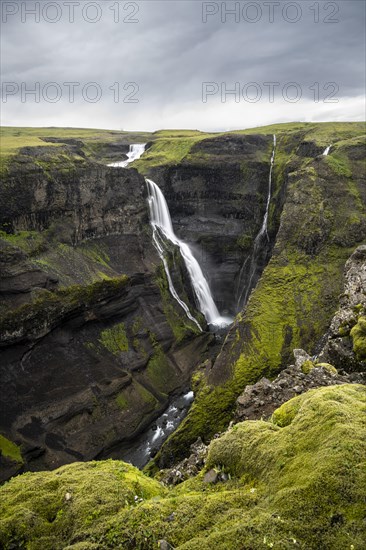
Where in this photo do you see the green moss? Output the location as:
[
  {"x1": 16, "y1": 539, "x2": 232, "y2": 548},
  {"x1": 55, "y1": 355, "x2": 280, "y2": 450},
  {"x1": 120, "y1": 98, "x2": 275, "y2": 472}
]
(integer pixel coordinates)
[
  {"x1": 315, "y1": 362, "x2": 338, "y2": 374},
  {"x1": 271, "y1": 399, "x2": 302, "y2": 429},
  {"x1": 1, "y1": 385, "x2": 365, "y2": 550},
  {"x1": 350, "y1": 317, "x2": 366, "y2": 360},
  {"x1": 0, "y1": 460, "x2": 164, "y2": 550},
  {"x1": 80, "y1": 244, "x2": 111, "y2": 270},
  {"x1": 134, "y1": 382, "x2": 158, "y2": 407},
  {"x1": 115, "y1": 393, "x2": 129, "y2": 410},
  {"x1": 0, "y1": 230, "x2": 47, "y2": 256},
  {"x1": 99, "y1": 323, "x2": 129, "y2": 355},
  {"x1": 134, "y1": 132, "x2": 214, "y2": 173},
  {"x1": 325, "y1": 154, "x2": 352, "y2": 178},
  {"x1": 155, "y1": 264, "x2": 203, "y2": 343},
  {"x1": 156, "y1": 121, "x2": 365, "y2": 464},
  {"x1": 0, "y1": 435, "x2": 23, "y2": 464},
  {"x1": 237, "y1": 234, "x2": 253, "y2": 251},
  {"x1": 146, "y1": 344, "x2": 178, "y2": 395},
  {"x1": 301, "y1": 360, "x2": 315, "y2": 374}
]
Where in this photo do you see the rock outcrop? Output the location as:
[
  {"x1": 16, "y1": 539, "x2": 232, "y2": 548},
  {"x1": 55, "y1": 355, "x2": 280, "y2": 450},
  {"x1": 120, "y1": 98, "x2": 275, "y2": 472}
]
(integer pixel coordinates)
[
  {"x1": 235, "y1": 363, "x2": 364, "y2": 423},
  {"x1": 316, "y1": 244, "x2": 366, "y2": 370}
]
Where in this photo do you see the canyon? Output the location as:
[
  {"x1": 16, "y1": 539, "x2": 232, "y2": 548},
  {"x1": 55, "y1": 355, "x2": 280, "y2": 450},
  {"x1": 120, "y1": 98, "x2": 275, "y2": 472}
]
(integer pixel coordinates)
[{"x1": 0, "y1": 122, "x2": 365, "y2": 549}]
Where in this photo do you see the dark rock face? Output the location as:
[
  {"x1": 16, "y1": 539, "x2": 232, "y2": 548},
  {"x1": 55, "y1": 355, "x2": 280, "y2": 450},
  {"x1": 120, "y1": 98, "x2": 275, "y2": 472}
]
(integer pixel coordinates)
[
  {"x1": 0, "y1": 162, "x2": 148, "y2": 244},
  {"x1": 148, "y1": 134, "x2": 277, "y2": 315},
  {"x1": 0, "y1": 149, "x2": 210, "y2": 482},
  {"x1": 0, "y1": 271, "x2": 211, "y2": 482},
  {"x1": 152, "y1": 127, "x2": 366, "y2": 470},
  {"x1": 296, "y1": 140, "x2": 324, "y2": 158}
]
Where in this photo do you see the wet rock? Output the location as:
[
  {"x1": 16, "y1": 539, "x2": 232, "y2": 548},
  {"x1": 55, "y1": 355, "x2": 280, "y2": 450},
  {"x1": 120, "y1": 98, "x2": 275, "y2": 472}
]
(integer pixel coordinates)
[{"x1": 149, "y1": 134, "x2": 274, "y2": 314}]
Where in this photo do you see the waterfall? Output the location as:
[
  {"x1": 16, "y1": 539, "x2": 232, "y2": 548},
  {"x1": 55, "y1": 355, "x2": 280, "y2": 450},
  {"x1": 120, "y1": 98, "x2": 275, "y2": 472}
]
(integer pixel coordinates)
[
  {"x1": 257, "y1": 134, "x2": 276, "y2": 241},
  {"x1": 108, "y1": 143, "x2": 146, "y2": 167},
  {"x1": 323, "y1": 145, "x2": 332, "y2": 156},
  {"x1": 146, "y1": 179, "x2": 232, "y2": 328},
  {"x1": 236, "y1": 134, "x2": 276, "y2": 309}
]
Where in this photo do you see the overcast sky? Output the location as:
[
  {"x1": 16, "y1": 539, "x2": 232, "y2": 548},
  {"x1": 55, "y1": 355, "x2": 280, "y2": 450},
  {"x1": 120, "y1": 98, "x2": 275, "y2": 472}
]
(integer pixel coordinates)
[{"x1": 1, "y1": 0, "x2": 365, "y2": 131}]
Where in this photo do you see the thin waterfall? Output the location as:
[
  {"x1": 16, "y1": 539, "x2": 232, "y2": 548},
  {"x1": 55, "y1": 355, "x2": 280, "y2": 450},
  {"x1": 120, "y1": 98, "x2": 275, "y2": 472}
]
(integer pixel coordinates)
[
  {"x1": 108, "y1": 143, "x2": 146, "y2": 167},
  {"x1": 236, "y1": 134, "x2": 276, "y2": 309},
  {"x1": 151, "y1": 227, "x2": 203, "y2": 331},
  {"x1": 257, "y1": 134, "x2": 276, "y2": 241},
  {"x1": 146, "y1": 179, "x2": 232, "y2": 328},
  {"x1": 323, "y1": 145, "x2": 332, "y2": 156}
]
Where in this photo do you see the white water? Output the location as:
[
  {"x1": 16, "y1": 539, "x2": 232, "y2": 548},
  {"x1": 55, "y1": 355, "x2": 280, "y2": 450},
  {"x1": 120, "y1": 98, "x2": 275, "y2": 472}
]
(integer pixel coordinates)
[
  {"x1": 146, "y1": 178, "x2": 232, "y2": 328},
  {"x1": 323, "y1": 145, "x2": 332, "y2": 156},
  {"x1": 258, "y1": 134, "x2": 276, "y2": 241},
  {"x1": 108, "y1": 143, "x2": 146, "y2": 167},
  {"x1": 237, "y1": 134, "x2": 276, "y2": 308}
]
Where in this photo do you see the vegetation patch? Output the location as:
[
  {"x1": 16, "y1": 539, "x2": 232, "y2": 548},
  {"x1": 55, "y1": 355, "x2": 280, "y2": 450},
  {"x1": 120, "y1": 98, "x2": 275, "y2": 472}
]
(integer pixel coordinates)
[
  {"x1": 350, "y1": 317, "x2": 366, "y2": 360},
  {"x1": 99, "y1": 323, "x2": 129, "y2": 355},
  {"x1": 0, "y1": 436, "x2": 23, "y2": 464}
]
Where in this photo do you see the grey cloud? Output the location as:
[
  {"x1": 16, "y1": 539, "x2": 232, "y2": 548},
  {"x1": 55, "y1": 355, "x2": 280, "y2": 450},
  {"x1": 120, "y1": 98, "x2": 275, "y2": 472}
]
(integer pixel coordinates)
[{"x1": 1, "y1": 0, "x2": 365, "y2": 129}]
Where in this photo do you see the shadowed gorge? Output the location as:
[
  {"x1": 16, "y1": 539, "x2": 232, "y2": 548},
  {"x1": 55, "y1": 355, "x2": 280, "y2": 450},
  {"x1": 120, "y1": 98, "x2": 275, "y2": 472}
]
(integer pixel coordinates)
[{"x1": 0, "y1": 122, "x2": 365, "y2": 550}]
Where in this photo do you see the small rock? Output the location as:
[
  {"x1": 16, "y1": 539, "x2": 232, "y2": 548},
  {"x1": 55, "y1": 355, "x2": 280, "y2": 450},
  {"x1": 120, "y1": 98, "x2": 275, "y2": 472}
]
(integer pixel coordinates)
[
  {"x1": 203, "y1": 469, "x2": 219, "y2": 484},
  {"x1": 158, "y1": 540, "x2": 175, "y2": 550}
]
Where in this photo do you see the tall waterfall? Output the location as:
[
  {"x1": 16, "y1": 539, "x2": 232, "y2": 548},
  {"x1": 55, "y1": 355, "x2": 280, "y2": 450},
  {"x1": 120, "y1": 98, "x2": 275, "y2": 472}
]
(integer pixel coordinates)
[
  {"x1": 236, "y1": 134, "x2": 276, "y2": 309},
  {"x1": 323, "y1": 145, "x2": 332, "y2": 156},
  {"x1": 108, "y1": 143, "x2": 146, "y2": 167},
  {"x1": 146, "y1": 179, "x2": 232, "y2": 328}
]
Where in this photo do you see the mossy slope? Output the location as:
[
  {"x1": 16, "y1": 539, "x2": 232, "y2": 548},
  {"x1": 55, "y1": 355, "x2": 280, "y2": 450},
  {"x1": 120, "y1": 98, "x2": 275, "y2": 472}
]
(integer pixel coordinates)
[
  {"x1": 153, "y1": 123, "x2": 365, "y2": 465},
  {"x1": 1, "y1": 384, "x2": 365, "y2": 549}
]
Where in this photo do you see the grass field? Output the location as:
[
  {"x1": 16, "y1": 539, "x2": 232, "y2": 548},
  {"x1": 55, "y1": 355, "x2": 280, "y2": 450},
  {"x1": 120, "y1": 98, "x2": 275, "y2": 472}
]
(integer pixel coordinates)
[
  {"x1": 0, "y1": 126, "x2": 154, "y2": 162},
  {"x1": 1, "y1": 122, "x2": 364, "y2": 172}
]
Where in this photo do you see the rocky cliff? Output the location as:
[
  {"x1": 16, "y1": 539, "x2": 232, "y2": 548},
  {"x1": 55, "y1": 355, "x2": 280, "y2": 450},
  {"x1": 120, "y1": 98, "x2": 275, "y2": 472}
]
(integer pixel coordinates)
[{"x1": 0, "y1": 142, "x2": 210, "y2": 481}]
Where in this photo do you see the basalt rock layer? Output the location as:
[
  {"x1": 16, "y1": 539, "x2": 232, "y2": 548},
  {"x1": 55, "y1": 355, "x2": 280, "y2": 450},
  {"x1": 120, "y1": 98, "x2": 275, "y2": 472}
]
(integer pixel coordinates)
[{"x1": 0, "y1": 147, "x2": 208, "y2": 481}]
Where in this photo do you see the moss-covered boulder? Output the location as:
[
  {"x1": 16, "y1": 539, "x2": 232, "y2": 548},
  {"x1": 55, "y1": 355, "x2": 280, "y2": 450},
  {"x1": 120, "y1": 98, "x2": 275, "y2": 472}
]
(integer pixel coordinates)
[
  {"x1": 1, "y1": 385, "x2": 365, "y2": 549},
  {"x1": 0, "y1": 460, "x2": 164, "y2": 550}
]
